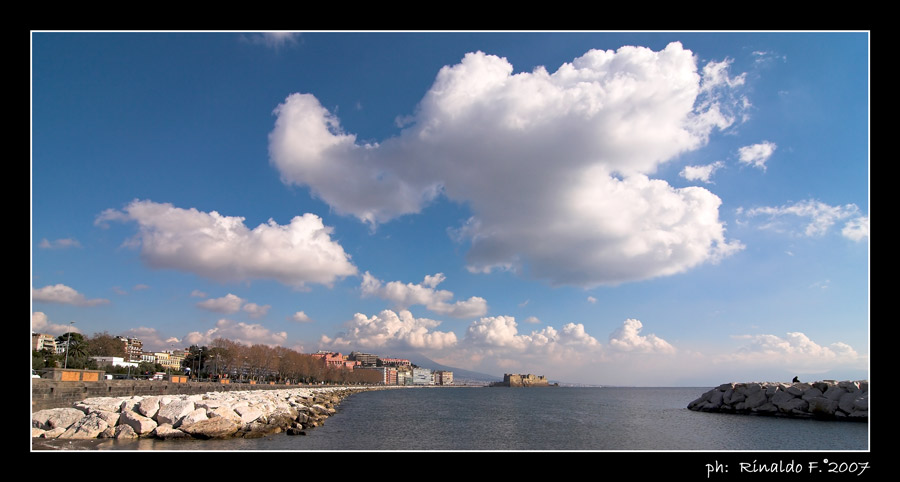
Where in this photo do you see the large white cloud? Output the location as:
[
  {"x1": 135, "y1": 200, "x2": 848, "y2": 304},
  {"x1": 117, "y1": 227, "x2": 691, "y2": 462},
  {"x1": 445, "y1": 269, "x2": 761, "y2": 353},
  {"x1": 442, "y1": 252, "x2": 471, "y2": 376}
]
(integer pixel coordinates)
[
  {"x1": 95, "y1": 200, "x2": 357, "y2": 288},
  {"x1": 360, "y1": 271, "x2": 487, "y2": 318},
  {"x1": 269, "y1": 42, "x2": 746, "y2": 287},
  {"x1": 321, "y1": 309, "x2": 458, "y2": 351},
  {"x1": 32, "y1": 284, "x2": 110, "y2": 307}
]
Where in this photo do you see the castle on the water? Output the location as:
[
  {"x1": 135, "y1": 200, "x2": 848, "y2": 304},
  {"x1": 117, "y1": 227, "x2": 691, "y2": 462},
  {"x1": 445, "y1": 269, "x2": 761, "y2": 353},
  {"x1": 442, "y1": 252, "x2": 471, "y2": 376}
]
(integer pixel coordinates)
[{"x1": 490, "y1": 373, "x2": 553, "y2": 387}]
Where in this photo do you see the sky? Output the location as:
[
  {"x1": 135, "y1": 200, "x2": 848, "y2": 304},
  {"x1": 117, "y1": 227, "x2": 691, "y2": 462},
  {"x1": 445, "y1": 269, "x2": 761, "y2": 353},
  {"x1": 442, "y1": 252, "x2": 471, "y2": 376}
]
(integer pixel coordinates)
[{"x1": 30, "y1": 31, "x2": 869, "y2": 387}]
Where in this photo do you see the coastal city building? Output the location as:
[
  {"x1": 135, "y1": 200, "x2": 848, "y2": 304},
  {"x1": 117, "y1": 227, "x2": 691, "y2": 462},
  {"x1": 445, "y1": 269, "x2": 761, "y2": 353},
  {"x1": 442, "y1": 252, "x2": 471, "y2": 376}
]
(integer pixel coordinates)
[
  {"x1": 435, "y1": 370, "x2": 454, "y2": 386},
  {"x1": 349, "y1": 351, "x2": 378, "y2": 367},
  {"x1": 91, "y1": 356, "x2": 139, "y2": 369},
  {"x1": 32, "y1": 333, "x2": 57, "y2": 352},
  {"x1": 413, "y1": 367, "x2": 434, "y2": 385},
  {"x1": 116, "y1": 336, "x2": 143, "y2": 362}
]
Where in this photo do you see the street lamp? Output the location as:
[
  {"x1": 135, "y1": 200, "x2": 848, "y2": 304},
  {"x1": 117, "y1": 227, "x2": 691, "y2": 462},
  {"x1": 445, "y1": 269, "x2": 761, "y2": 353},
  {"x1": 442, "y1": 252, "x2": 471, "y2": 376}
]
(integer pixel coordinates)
[{"x1": 63, "y1": 321, "x2": 75, "y2": 369}]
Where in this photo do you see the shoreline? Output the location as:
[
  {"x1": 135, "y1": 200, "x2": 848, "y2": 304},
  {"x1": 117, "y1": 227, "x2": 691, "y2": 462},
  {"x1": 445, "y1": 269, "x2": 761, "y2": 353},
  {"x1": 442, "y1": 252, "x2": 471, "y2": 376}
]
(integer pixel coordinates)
[{"x1": 32, "y1": 385, "x2": 403, "y2": 447}]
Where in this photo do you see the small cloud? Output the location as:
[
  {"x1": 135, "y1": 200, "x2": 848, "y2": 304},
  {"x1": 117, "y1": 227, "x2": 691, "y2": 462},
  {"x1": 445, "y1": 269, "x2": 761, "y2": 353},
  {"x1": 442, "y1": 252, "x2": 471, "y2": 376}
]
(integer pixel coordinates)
[
  {"x1": 196, "y1": 294, "x2": 245, "y2": 314},
  {"x1": 608, "y1": 318, "x2": 675, "y2": 354},
  {"x1": 190, "y1": 290, "x2": 207, "y2": 298},
  {"x1": 241, "y1": 32, "x2": 300, "y2": 50},
  {"x1": 680, "y1": 161, "x2": 724, "y2": 184},
  {"x1": 587, "y1": 296, "x2": 597, "y2": 304},
  {"x1": 738, "y1": 141, "x2": 777, "y2": 171},
  {"x1": 38, "y1": 238, "x2": 81, "y2": 249},
  {"x1": 810, "y1": 279, "x2": 830, "y2": 290},
  {"x1": 242, "y1": 302, "x2": 271, "y2": 319},
  {"x1": 133, "y1": 284, "x2": 150, "y2": 291},
  {"x1": 523, "y1": 316, "x2": 541, "y2": 324},
  {"x1": 741, "y1": 199, "x2": 864, "y2": 238},
  {"x1": 841, "y1": 216, "x2": 869, "y2": 242},
  {"x1": 291, "y1": 311, "x2": 312, "y2": 323},
  {"x1": 32, "y1": 284, "x2": 110, "y2": 307},
  {"x1": 112, "y1": 286, "x2": 128, "y2": 296}
]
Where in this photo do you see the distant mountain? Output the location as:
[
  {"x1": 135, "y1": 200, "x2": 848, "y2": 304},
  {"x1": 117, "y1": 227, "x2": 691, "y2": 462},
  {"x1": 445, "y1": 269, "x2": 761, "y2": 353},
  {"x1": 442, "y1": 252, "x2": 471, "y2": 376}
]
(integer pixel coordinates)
[{"x1": 385, "y1": 350, "x2": 501, "y2": 383}]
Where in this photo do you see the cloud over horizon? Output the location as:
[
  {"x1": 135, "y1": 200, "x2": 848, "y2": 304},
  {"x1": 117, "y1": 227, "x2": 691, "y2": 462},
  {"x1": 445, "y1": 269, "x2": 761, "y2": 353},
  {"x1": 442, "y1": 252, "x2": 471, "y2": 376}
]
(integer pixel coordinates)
[
  {"x1": 95, "y1": 200, "x2": 358, "y2": 289},
  {"x1": 269, "y1": 42, "x2": 747, "y2": 288}
]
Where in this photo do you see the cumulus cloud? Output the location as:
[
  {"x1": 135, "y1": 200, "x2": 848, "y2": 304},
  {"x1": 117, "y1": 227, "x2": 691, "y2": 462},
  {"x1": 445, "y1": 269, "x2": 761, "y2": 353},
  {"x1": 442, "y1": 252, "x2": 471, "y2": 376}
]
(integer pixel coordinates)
[
  {"x1": 321, "y1": 309, "x2": 458, "y2": 351},
  {"x1": 738, "y1": 141, "x2": 776, "y2": 170},
  {"x1": 95, "y1": 200, "x2": 357, "y2": 288},
  {"x1": 32, "y1": 284, "x2": 110, "y2": 307},
  {"x1": 196, "y1": 294, "x2": 245, "y2": 314},
  {"x1": 269, "y1": 42, "x2": 747, "y2": 287},
  {"x1": 680, "y1": 161, "x2": 724, "y2": 183},
  {"x1": 38, "y1": 238, "x2": 81, "y2": 249},
  {"x1": 608, "y1": 318, "x2": 675, "y2": 353},
  {"x1": 32, "y1": 312, "x2": 80, "y2": 335},
  {"x1": 183, "y1": 319, "x2": 288, "y2": 348},
  {"x1": 360, "y1": 271, "x2": 488, "y2": 318},
  {"x1": 587, "y1": 296, "x2": 597, "y2": 304},
  {"x1": 196, "y1": 293, "x2": 270, "y2": 319},
  {"x1": 841, "y1": 216, "x2": 869, "y2": 242},
  {"x1": 291, "y1": 311, "x2": 312, "y2": 323},
  {"x1": 730, "y1": 332, "x2": 863, "y2": 373},
  {"x1": 741, "y1": 199, "x2": 867, "y2": 239},
  {"x1": 464, "y1": 316, "x2": 601, "y2": 353}
]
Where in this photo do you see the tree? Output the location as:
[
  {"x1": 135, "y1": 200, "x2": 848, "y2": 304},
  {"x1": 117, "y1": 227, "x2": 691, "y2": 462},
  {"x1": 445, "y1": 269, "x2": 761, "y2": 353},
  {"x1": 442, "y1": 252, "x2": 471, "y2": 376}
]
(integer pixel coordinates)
[
  {"x1": 85, "y1": 331, "x2": 126, "y2": 358},
  {"x1": 57, "y1": 332, "x2": 88, "y2": 368}
]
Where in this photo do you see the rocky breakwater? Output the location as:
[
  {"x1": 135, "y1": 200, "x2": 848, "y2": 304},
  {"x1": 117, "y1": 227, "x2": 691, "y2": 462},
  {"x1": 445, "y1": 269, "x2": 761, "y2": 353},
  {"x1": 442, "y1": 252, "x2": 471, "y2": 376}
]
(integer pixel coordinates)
[
  {"x1": 32, "y1": 386, "x2": 379, "y2": 442},
  {"x1": 687, "y1": 380, "x2": 868, "y2": 421}
]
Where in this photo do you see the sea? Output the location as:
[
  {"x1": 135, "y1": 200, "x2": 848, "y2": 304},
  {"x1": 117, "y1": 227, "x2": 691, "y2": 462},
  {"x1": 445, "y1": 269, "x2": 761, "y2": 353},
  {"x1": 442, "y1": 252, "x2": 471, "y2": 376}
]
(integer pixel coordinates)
[{"x1": 32, "y1": 386, "x2": 869, "y2": 453}]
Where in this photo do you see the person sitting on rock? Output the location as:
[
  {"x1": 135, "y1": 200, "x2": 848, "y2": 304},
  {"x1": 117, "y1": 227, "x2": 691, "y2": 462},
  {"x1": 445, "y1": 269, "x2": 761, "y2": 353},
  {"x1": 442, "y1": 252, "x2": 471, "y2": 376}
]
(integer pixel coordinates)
[{"x1": 792, "y1": 376, "x2": 800, "y2": 383}]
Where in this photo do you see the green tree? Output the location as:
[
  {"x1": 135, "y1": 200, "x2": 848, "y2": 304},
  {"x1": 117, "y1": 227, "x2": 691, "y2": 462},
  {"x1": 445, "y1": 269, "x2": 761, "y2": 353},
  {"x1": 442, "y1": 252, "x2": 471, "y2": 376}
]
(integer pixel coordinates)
[
  {"x1": 57, "y1": 332, "x2": 88, "y2": 368},
  {"x1": 85, "y1": 331, "x2": 126, "y2": 358}
]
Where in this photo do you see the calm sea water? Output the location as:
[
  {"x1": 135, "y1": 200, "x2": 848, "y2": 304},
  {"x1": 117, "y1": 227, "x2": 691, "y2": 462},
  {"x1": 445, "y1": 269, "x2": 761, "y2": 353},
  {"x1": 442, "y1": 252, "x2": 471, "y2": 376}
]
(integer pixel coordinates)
[{"x1": 35, "y1": 386, "x2": 869, "y2": 451}]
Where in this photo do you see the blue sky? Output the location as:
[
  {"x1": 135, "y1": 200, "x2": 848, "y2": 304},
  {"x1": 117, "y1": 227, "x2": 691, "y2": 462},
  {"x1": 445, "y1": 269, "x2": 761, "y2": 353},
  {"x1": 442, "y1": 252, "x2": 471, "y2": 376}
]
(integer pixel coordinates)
[{"x1": 31, "y1": 31, "x2": 869, "y2": 386}]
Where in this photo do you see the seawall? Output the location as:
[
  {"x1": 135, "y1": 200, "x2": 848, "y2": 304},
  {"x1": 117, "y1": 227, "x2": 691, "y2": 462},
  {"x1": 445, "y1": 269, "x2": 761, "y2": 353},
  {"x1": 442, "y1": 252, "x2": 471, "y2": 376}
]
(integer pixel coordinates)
[
  {"x1": 32, "y1": 378, "x2": 309, "y2": 412},
  {"x1": 687, "y1": 380, "x2": 868, "y2": 421}
]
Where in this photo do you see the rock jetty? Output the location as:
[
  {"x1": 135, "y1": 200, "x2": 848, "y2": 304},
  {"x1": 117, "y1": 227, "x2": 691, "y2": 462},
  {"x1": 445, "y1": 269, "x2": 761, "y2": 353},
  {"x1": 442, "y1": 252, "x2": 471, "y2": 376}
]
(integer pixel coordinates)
[
  {"x1": 32, "y1": 386, "x2": 386, "y2": 441},
  {"x1": 687, "y1": 380, "x2": 868, "y2": 420}
]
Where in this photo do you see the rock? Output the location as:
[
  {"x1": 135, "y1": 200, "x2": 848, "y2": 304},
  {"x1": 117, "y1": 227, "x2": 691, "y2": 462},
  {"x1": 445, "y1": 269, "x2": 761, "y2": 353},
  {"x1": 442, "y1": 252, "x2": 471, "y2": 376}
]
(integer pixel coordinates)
[
  {"x1": 75, "y1": 397, "x2": 124, "y2": 414},
  {"x1": 153, "y1": 424, "x2": 190, "y2": 440},
  {"x1": 120, "y1": 410, "x2": 158, "y2": 436},
  {"x1": 156, "y1": 399, "x2": 196, "y2": 427},
  {"x1": 234, "y1": 405, "x2": 264, "y2": 424},
  {"x1": 136, "y1": 396, "x2": 161, "y2": 419},
  {"x1": 59, "y1": 413, "x2": 109, "y2": 439},
  {"x1": 114, "y1": 424, "x2": 139, "y2": 439},
  {"x1": 688, "y1": 380, "x2": 867, "y2": 421},
  {"x1": 32, "y1": 407, "x2": 86, "y2": 430},
  {"x1": 181, "y1": 408, "x2": 210, "y2": 426},
  {"x1": 807, "y1": 396, "x2": 839, "y2": 417},
  {"x1": 180, "y1": 416, "x2": 240, "y2": 439}
]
